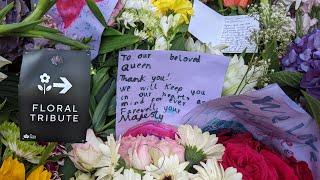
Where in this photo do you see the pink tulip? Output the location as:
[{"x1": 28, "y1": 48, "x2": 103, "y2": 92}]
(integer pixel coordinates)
[{"x1": 123, "y1": 121, "x2": 178, "y2": 139}]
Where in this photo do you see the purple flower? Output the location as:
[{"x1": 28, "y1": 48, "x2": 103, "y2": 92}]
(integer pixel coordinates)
[
  {"x1": 301, "y1": 69, "x2": 320, "y2": 99},
  {"x1": 281, "y1": 29, "x2": 320, "y2": 99}
]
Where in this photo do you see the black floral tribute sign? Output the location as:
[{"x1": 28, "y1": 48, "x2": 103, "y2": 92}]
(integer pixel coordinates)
[{"x1": 19, "y1": 50, "x2": 90, "y2": 142}]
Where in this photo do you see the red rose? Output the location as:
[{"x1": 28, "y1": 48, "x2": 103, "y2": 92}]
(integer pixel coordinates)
[
  {"x1": 222, "y1": 143, "x2": 279, "y2": 180},
  {"x1": 261, "y1": 150, "x2": 298, "y2": 180},
  {"x1": 219, "y1": 132, "x2": 312, "y2": 180},
  {"x1": 287, "y1": 157, "x2": 313, "y2": 180}
]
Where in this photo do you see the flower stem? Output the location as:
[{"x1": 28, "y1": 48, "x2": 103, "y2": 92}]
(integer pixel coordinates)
[{"x1": 23, "y1": 0, "x2": 56, "y2": 22}]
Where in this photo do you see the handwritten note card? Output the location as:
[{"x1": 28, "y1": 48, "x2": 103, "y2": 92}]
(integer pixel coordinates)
[
  {"x1": 189, "y1": 0, "x2": 259, "y2": 53},
  {"x1": 182, "y1": 84, "x2": 320, "y2": 179},
  {"x1": 116, "y1": 50, "x2": 229, "y2": 136},
  {"x1": 48, "y1": 0, "x2": 118, "y2": 59}
]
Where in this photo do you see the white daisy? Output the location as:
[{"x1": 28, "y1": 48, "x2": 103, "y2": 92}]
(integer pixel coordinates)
[
  {"x1": 192, "y1": 159, "x2": 242, "y2": 180},
  {"x1": 114, "y1": 169, "x2": 154, "y2": 180},
  {"x1": 118, "y1": 11, "x2": 138, "y2": 28},
  {"x1": 145, "y1": 155, "x2": 189, "y2": 180},
  {"x1": 175, "y1": 125, "x2": 225, "y2": 160},
  {"x1": 94, "y1": 135, "x2": 122, "y2": 180}
]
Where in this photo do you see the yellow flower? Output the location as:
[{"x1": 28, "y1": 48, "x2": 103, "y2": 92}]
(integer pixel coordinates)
[
  {"x1": 27, "y1": 166, "x2": 52, "y2": 180},
  {"x1": 152, "y1": 0, "x2": 194, "y2": 23},
  {"x1": 0, "y1": 157, "x2": 25, "y2": 180}
]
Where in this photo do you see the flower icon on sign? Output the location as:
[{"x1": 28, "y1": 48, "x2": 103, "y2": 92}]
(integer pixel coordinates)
[
  {"x1": 40, "y1": 73, "x2": 50, "y2": 83},
  {"x1": 38, "y1": 73, "x2": 52, "y2": 94}
]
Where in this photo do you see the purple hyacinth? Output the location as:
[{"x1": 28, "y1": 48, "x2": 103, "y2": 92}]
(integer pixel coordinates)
[{"x1": 281, "y1": 29, "x2": 320, "y2": 99}]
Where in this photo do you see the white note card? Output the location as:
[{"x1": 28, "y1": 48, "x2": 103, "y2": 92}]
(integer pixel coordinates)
[
  {"x1": 189, "y1": 0, "x2": 260, "y2": 53},
  {"x1": 116, "y1": 50, "x2": 230, "y2": 136}
]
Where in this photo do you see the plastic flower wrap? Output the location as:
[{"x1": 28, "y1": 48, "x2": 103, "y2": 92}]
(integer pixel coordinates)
[{"x1": 281, "y1": 29, "x2": 320, "y2": 99}]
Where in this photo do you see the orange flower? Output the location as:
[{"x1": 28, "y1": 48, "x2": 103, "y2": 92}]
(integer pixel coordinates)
[
  {"x1": 0, "y1": 157, "x2": 25, "y2": 180},
  {"x1": 223, "y1": 0, "x2": 251, "y2": 8},
  {"x1": 27, "y1": 165, "x2": 52, "y2": 180}
]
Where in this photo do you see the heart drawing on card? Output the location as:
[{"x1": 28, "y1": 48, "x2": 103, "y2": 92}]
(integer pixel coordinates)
[{"x1": 56, "y1": 0, "x2": 103, "y2": 28}]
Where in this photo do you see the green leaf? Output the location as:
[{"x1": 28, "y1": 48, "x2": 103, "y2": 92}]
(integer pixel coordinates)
[
  {"x1": 89, "y1": 95, "x2": 97, "y2": 119},
  {"x1": 91, "y1": 68, "x2": 110, "y2": 96},
  {"x1": 269, "y1": 71, "x2": 302, "y2": 88},
  {"x1": 107, "y1": 95, "x2": 116, "y2": 116},
  {"x1": 0, "y1": 2, "x2": 14, "y2": 21},
  {"x1": 92, "y1": 80, "x2": 116, "y2": 132},
  {"x1": 170, "y1": 33, "x2": 186, "y2": 51},
  {"x1": 98, "y1": 128, "x2": 115, "y2": 138},
  {"x1": 0, "y1": 99, "x2": 6, "y2": 111},
  {"x1": 86, "y1": 0, "x2": 108, "y2": 27},
  {"x1": 39, "y1": 142, "x2": 57, "y2": 165},
  {"x1": 60, "y1": 157, "x2": 77, "y2": 180},
  {"x1": 0, "y1": 20, "x2": 42, "y2": 34},
  {"x1": 7, "y1": 30, "x2": 90, "y2": 49},
  {"x1": 103, "y1": 28, "x2": 123, "y2": 36},
  {"x1": 99, "y1": 35, "x2": 139, "y2": 54},
  {"x1": 262, "y1": 39, "x2": 279, "y2": 71},
  {"x1": 301, "y1": 91, "x2": 320, "y2": 125},
  {"x1": 23, "y1": 0, "x2": 56, "y2": 22},
  {"x1": 33, "y1": 25, "x2": 61, "y2": 34}
]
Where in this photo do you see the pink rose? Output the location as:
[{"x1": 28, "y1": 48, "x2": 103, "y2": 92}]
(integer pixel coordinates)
[
  {"x1": 151, "y1": 137, "x2": 185, "y2": 163},
  {"x1": 119, "y1": 135, "x2": 185, "y2": 170},
  {"x1": 69, "y1": 129, "x2": 108, "y2": 172},
  {"x1": 119, "y1": 135, "x2": 158, "y2": 170}
]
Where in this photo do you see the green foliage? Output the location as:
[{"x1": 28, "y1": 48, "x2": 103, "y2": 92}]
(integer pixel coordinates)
[
  {"x1": 262, "y1": 39, "x2": 279, "y2": 71},
  {"x1": 0, "y1": 122, "x2": 45, "y2": 164},
  {"x1": 99, "y1": 34, "x2": 140, "y2": 54},
  {"x1": 0, "y1": 20, "x2": 42, "y2": 34},
  {"x1": 185, "y1": 146, "x2": 206, "y2": 173},
  {"x1": 86, "y1": 0, "x2": 108, "y2": 27},
  {"x1": 0, "y1": 2, "x2": 14, "y2": 20},
  {"x1": 302, "y1": 91, "x2": 320, "y2": 126},
  {"x1": 92, "y1": 80, "x2": 116, "y2": 132},
  {"x1": 103, "y1": 28, "x2": 123, "y2": 36},
  {"x1": 0, "y1": 0, "x2": 89, "y2": 49},
  {"x1": 170, "y1": 33, "x2": 186, "y2": 51},
  {"x1": 60, "y1": 153, "x2": 77, "y2": 180},
  {"x1": 269, "y1": 71, "x2": 303, "y2": 88},
  {"x1": 0, "y1": 100, "x2": 5, "y2": 111},
  {"x1": 7, "y1": 30, "x2": 90, "y2": 50}
]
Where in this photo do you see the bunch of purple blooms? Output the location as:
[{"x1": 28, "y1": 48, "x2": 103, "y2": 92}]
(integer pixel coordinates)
[{"x1": 281, "y1": 29, "x2": 320, "y2": 99}]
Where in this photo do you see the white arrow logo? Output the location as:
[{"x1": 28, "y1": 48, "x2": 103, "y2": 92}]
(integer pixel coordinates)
[{"x1": 53, "y1": 77, "x2": 72, "y2": 94}]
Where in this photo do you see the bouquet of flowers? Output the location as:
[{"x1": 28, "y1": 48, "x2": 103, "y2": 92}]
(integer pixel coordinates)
[
  {"x1": 0, "y1": 0, "x2": 319, "y2": 179},
  {"x1": 65, "y1": 121, "x2": 313, "y2": 180}
]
